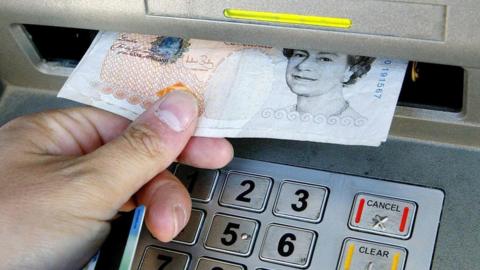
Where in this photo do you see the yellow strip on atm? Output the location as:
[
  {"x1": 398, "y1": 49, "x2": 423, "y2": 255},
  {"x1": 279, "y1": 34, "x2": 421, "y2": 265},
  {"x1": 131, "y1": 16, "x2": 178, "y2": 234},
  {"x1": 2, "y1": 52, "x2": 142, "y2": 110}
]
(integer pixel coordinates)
[{"x1": 224, "y1": 9, "x2": 352, "y2": 29}]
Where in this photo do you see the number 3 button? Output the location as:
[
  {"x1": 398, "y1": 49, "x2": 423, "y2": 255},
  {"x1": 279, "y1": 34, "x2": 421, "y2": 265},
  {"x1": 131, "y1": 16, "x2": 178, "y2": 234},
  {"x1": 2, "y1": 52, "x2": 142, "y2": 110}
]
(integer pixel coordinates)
[
  {"x1": 205, "y1": 214, "x2": 259, "y2": 256},
  {"x1": 274, "y1": 181, "x2": 328, "y2": 223},
  {"x1": 260, "y1": 224, "x2": 316, "y2": 268},
  {"x1": 219, "y1": 172, "x2": 272, "y2": 212}
]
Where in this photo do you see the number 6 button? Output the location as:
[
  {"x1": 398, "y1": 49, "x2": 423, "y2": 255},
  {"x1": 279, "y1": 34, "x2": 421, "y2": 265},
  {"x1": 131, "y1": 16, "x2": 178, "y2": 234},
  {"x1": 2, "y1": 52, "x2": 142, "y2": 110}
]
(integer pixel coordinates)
[
  {"x1": 205, "y1": 214, "x2": 259, "y2": 256},
  {"x1": 260, "y1": 224, "x2": 316, "y2": 268},
  {"x1": 219, "y1": 172, "x2": 272, "y2": 212},
  {"x1": 274, "y1": 181, "x2": 328, "y2": 223}
]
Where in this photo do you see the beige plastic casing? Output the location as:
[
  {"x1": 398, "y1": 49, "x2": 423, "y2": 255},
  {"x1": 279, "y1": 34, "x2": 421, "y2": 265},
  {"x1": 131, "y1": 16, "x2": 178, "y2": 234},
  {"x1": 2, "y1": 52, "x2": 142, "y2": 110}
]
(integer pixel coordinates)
[
  {"x1": 1, "y1": 2, "x2": 480, "y2": 270},
  {"x1": 0, "y1": 0, "x2": 479, "y2": 148}
]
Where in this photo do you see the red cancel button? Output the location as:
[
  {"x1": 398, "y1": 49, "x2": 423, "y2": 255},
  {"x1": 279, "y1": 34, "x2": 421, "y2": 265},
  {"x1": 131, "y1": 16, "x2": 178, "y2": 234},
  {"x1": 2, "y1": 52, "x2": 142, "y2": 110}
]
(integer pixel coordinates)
[{"x1": 349, "y1": 193, "x2": 417, "y2": 239}]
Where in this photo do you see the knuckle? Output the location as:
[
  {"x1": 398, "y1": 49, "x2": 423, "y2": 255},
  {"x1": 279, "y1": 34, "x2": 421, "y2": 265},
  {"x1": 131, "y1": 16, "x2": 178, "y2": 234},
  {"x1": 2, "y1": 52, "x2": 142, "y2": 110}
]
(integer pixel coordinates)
[
  {"x1": 0, "y1": 113, "x2": 51, "y2": 150},
  {"x1": 1, "y1": 114, "x2": 35, "y2": 132},
  {"x1": 1, "y1": 112, "x2": 54, "y2": 137},
  {"x1": 121, "y1": 124, "x2": 168, "y2": 159}
]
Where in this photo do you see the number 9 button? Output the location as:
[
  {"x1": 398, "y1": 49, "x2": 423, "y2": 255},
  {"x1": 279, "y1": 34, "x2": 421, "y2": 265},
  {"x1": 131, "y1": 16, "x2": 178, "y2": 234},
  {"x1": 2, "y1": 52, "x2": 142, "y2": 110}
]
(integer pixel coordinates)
[
  {"x1": 205, "y1": 214, "x2": 259, "y2": 256},
  {"x1": 260, "y1": 224, "x2": 316, "y2": 268},
  {"x1": 219, "y1": 172, "x2": 272, "y2": 212},
  {"x1": 274, "y1": 181, "x2": 328, "y2": 223}
]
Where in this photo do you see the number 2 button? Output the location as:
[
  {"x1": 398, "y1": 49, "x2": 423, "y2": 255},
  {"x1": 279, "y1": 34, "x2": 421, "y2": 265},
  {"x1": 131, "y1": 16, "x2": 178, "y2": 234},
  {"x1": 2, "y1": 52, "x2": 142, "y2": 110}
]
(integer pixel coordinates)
[
  {"x1": 219, "y1": 172, "x2": 272, "y2": 212},
  {"x1": 274, "y1": 181, "x2": 328, "y2": 223},
  {"x1": 260, "y1": 224, "x2": 316, "y2": 268},
  {"x1": 205, "y1": 214, "x2": 259, "y2": 256}
]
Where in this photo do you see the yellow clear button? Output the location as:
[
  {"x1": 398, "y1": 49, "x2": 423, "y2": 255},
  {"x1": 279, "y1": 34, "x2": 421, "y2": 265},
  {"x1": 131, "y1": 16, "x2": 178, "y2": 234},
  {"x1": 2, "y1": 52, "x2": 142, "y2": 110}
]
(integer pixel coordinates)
[{"x1": 339, "y1": 239, "x2": 407, "y2": 270}]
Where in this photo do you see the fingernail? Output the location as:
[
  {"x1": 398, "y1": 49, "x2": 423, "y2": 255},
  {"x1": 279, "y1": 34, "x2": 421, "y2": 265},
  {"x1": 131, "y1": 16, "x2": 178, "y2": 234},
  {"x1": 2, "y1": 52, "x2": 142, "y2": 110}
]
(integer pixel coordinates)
[
  {"x1": 172, "y1": 204, "x2": 188, "y2": 237},
  {"x1": 153, "y1": 91, "x2": 198, "y2": 132}
]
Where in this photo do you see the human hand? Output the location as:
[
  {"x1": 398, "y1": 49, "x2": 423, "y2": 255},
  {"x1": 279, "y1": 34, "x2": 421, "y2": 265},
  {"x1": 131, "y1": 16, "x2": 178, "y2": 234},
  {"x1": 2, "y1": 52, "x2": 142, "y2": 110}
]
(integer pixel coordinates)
[{"x1": 0, "y1": 91, "x2": 233, "y2": 269}]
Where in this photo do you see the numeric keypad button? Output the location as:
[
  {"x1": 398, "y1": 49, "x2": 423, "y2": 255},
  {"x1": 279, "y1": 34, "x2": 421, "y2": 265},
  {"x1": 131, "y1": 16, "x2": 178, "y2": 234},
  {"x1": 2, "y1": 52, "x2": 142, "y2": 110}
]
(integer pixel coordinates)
[
  {"x1": 260, "y1": 224, "x2": 316, "y2": 268},
  {"x1": 175, "y1": 165, "x2": 218, "y2": 202},
  {"x1": 205, "y1": 214, "x2": 259, "y2": 256},
  {"x1": 196, "y1": 258, "x2": 244, "y2": 270},
  {"x1": 219, "y1": 172, "x2": 272, "y2": 212},
  {"x1": 139, "y1": 247, "x2": 189, "y2": 270},
  {"x1": 173, "y1": 209, "x2": 205, "y2": 245},
  {"x1": 273, "y1": 181, "x2": 328, "y2": 223}
]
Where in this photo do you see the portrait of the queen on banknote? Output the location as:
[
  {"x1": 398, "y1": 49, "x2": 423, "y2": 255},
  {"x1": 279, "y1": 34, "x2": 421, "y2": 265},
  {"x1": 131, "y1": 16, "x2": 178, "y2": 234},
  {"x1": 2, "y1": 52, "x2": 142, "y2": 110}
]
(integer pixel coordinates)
[{"x1": 282, "y1": 49, "x2": 375, "y2": 121}]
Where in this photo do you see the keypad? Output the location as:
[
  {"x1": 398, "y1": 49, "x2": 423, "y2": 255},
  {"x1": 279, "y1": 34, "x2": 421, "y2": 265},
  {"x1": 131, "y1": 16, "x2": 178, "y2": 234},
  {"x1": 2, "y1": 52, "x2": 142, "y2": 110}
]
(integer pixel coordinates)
[
  {"x1": 273, "y1": 181, "x2": 328, "y2": 223},
  {"x1": 205, "y1": 214, "x2": 259, "y2": 256},
  {"x1": 175, "y1": 165, "x2": 218, "y2": 202},
  {"x1": 349, "y1": 193, "x2": 417, "y2": 239},
  {"x1": 259, "y1": 224, "x2": 316, "y2": 268},
  {"x1": 338, "y1": 239, "x2": 407, "y2": 270},
  {"x1": 219, "y1": 172, "x2": 272, "y2": 212},
  {"x1": 139, "y1": 247, "x2": 189, "y2": 270},
  {"x1": 196, "y1": 258, "x2": 244, "y2": 270},
  {"x1": 173, "y1": 209, "x2": 205, "y2": 245},
  {"x1": 132, "y1": 158, "x2": 444, "y2": 270}
]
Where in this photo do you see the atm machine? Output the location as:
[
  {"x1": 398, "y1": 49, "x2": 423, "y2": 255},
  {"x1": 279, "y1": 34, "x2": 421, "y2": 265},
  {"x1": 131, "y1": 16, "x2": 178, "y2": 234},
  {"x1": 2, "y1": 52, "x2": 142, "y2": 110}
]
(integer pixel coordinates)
[{"x1": 0, "y1": 1, "x2": 479, "y2": 269}]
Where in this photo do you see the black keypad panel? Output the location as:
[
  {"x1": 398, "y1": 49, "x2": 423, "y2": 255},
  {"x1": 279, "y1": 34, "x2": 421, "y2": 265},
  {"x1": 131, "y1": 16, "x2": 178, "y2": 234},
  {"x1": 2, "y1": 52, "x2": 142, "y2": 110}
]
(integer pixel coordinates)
[{"x1": 132, "y1": 158, "x2": 444, "y2": 270}]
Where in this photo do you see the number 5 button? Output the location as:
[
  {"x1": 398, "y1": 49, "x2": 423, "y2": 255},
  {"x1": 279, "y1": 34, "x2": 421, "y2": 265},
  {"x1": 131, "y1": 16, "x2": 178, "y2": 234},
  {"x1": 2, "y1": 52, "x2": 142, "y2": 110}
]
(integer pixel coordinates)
[
  {"x1": 274, "y1": 181, "x2": 328, "y2": 223},
  {"x1": 219, "y1": 172, "x2": 272, "y2": 212},
  {"x1": 205, "y1": 214, "x2": 259, "y2": 256},
  {"x1": 260, "y1": 224, "x2": 316, "y2": 268}
]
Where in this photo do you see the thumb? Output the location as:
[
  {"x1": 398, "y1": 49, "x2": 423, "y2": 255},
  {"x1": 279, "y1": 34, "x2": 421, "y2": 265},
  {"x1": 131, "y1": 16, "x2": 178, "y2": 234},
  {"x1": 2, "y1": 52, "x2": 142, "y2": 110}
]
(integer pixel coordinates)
[{"x1": 77, "y1": 90, "x2": 198, "y2": 210}]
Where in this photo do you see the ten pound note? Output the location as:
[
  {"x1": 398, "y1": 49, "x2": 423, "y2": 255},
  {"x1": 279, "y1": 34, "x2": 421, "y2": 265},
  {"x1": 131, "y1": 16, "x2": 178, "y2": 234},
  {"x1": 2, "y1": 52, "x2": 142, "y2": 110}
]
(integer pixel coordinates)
[{"x1": 59, "y1": 32, "x2": 408, "y2": 146}]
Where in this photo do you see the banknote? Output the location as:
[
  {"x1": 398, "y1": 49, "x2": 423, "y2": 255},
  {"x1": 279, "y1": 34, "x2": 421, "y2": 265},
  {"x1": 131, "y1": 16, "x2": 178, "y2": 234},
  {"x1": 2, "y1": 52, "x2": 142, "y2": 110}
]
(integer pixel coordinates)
[{"x1": 59, "y1": 32, "x2": 408, "y2": 146}]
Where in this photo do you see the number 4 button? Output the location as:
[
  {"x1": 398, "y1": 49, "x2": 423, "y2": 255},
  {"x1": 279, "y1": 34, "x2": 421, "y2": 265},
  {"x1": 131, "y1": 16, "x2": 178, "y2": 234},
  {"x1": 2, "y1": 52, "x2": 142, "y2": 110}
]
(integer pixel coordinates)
[
  {"x1": 260, "y1": 224, "x2": 316, "y2": 268},
  {"x1": 219, "y1": 172, "x2": 272, "y2": 212},
  {"x1": 274, "y1": 181, "x2": 328, "y2": 223}
]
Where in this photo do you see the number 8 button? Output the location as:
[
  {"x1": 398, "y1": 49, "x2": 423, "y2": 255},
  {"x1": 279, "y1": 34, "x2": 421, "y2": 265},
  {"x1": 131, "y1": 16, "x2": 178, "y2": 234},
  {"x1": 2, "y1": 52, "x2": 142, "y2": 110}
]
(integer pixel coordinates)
[
  {"x1": 219, "y1": 172, "x2": 273, "y2": 212},
  {"x1": 274, "y1": 181, "x2": 328, "y2": 223},
  {"x1": 260, "y1": 224, "x2": 316, "y2": 268}
]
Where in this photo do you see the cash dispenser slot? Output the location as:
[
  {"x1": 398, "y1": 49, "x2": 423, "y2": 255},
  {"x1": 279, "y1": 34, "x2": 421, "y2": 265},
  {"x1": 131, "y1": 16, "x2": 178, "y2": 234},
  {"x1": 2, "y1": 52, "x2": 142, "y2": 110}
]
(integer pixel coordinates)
[
  {"x1": 398, "y1": 62, "x2": 464, "y2": 112},
  {"x1": 23, "y1": 24, "x2": 98, "y2": 68},
  {"x1": 22, "y1": 25, "x2": 465, "y2": 113}
]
